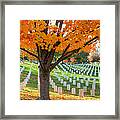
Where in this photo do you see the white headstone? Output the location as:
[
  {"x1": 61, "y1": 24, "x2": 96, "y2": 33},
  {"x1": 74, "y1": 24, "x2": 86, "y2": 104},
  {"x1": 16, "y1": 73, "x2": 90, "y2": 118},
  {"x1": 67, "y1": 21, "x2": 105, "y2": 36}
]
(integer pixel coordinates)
[
  {"x1": 86, "y1": 80, "x2": 89, "y2": 86},
  {"x1": 73, "y1": 80, "x2": 76, "y2": 85},
  {"x1": 54, "y1": 85, "x2": 57, "y2": 92},
  {"x1": 71, "y1": 88, "x2": 76, "y2": 94},
  {"x1": 60, "y1": 79, "x2": 63, "y2": 84},
  {"x1": 73, "y1": 75, "x2": 76, "y2": 79},
  {"x1": 58, "y1": 77, "x2": 60, "y2": 81},
  {"x1": 87, "y1": 71, "x2": 89, "y2": 75},
  {"x1": 58, "y1": 87, "x2": 62, "y2": 94},
  {"x1": 81, "y1": 79, "x2": 84, "y2": 83},
  {"x1": 77, "y1": 83, "x2": 81, "y2": 88},
  {"x1": 69, "y1": 78, "x2": 72, "y2": 82},
  {"x1": 50, "y1": 80, "x2": 53, "y2": 85},
  {"x1": 90, "y1": 72, "x2": 92, "y2": 76},
  {"x1": 24, "y1": 78, "x2": 28, "y2": 84},
  {"x1": 79, "y1": 89, "x2": 84, "y2": 97},
  {"x1": 92, "y1": 82, "x2": 96, "y2": 90},
  {"x1": 83, "y1": 86, "x2": 87, "y2": 92},
  {"x1": 49, "y1": 77, "x2": 52, "y2": 82},
  {"x1": 94, "y1": 67, "x2": 96, "y2": 76},
  {"x1": 52, "y1": 82, "x2": 55, "y2": 88},
  {"x1": 67, "y1": 84, "x2": 70, "y2": 90},
  {"x1": 64, "y1": 75, "x2": 67, "y2": 79},
  {"x1": 90, "y1": 89, "x2": 95, "y2": 96},
  {"x1": 92, "y1": 79, "x2": 96, "y2": 89},
  {"x1": 63, "y1": 81, "x2": 67, "y2": 86},
  {"x1": 20, "y1": 66, "x2": 25, "y2": 74}
]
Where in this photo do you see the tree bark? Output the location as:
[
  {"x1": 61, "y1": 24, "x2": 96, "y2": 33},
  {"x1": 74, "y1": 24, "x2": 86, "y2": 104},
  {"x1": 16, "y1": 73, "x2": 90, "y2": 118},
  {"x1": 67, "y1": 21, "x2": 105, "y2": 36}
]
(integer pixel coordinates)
[{"x1": 39, "y1": 67, "x2": 50, "y2": 100}]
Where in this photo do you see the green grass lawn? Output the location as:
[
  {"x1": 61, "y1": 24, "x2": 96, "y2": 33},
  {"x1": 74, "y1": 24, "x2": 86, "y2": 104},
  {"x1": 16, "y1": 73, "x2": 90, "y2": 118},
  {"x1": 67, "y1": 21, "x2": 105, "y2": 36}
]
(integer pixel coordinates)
[{"x1": 20, "y1": 61, "x2": 100, "y2": 98}]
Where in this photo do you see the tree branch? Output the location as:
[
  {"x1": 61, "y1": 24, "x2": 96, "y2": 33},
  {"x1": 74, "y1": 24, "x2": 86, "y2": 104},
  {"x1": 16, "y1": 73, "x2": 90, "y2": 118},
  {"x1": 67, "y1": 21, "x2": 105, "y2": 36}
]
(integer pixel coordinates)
[
  {"x1": 65, "y1": 36, "x2": 98, "y2": 56},
  {"x1": 49, "y1": 48, "x2": 80, "y2": 72},
  {"x1": 20, "y1": 48, "x2": 38, "y2": 59},
  {"x1": 83, "y1": 36, "x2": 98, "y2": 47},
  {"x1": 62, "y1": 43, "x2": 70, "y2": 56},
  {"x1": 46, "y1": 49, "x2": 55, "y2": 66},
  {"x1": 49, "y1": 36, "x2": 98, "y2": 71}
]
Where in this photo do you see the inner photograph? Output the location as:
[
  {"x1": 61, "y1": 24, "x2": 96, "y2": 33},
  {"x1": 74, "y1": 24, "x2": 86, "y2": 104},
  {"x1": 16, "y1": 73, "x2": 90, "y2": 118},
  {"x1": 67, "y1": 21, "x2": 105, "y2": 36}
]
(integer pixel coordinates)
[{"x1": 20, "y1": 20, "x2": 100, "y2": 100}]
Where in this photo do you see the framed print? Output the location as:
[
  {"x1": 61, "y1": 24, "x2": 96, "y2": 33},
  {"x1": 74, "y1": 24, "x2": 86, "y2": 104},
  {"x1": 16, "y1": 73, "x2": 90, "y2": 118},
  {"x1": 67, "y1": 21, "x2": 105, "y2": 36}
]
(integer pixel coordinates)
[{"x1": 0, "y1": 0, "x2": 119, "y2": 119}]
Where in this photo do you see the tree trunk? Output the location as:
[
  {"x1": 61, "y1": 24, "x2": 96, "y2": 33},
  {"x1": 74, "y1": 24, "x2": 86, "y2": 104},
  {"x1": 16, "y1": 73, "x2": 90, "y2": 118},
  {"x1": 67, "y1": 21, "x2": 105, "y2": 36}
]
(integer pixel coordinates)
[{"x1": 39, "y1": 67, "x2": 50, "y2": 100}]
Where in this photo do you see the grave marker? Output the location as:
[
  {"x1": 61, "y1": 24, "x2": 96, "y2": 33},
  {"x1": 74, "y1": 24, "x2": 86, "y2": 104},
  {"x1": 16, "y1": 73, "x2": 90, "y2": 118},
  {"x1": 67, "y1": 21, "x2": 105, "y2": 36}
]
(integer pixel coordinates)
[
  {"x1": 77, "y1": 83, "x2": 81, "y2": 88},
  {"x1": 67, "y1": 84, "x2": 70, "y2": 90},
  {"x1": 81, "y1": 79, "x2": 84, "y2": 83},
  {"x1": 63, "y1": 81, "x2": 67, "y2": 86},
  {"x1": 60, "y1": 79, "x2": 63, "y2": 84},
  {"x1": 79, "y1": 89, "x2": 84, "y2": 97},
  {"x1": 69, "y1": 78, "x2": 72, "y2": 82},
  {"x1": 90, "y1": 89, "x2": 95, "y2": 96},
  {"x1": 52, "y1": 82, "x2": 55, "y2": 88},
  {"x1": 71, "y1": 88, "x2": 76, "y2": 94},
  {"x1": 54, "y1": 85, "x2": 57, "y2": 92},
  {"x1": 86, "y1": 80, "x2": 89, "y2": 86},
  {"x1": 58, "y1": 87, "x2": 62, "y2": 94},
  {"x1": 73, "y1": 80, "x2": 76, "y2": 85}
]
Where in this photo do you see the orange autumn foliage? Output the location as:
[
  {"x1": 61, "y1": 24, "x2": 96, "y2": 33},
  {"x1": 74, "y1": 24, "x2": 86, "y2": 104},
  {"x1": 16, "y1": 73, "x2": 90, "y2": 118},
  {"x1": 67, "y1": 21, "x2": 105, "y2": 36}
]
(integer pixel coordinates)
[{"x1": 20, "y1": 20, "x2": 100, "y2": 63}]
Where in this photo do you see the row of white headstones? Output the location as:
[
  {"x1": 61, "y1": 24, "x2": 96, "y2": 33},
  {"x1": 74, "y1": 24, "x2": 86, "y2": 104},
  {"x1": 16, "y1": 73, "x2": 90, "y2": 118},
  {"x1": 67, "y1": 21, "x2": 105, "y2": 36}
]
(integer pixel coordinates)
[
  {"x1": 59, "y1": 63, "x2": 100, "y2": 77},
  {"x1": 56, "y1": 63, "x2": 99, "y2": 88},
  {"x1": 50, "y1": 65, "x2": 97, "y2": 97},
  {"x1": 50, "y1": 78, "x2": 96, "y2": 97},
  {"x1": 20, "y1": 66, "x2": 25, "y2": 74},
  {"x1": 20, "y1": 65, "x2": 32, "y2": 90}
]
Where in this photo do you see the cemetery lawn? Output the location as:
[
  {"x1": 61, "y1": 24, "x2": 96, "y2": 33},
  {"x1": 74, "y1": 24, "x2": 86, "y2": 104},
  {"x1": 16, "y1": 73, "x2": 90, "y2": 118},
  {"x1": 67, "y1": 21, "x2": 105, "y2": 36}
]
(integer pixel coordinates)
[
  {"x1": 20, "y1": 87, "x2": 100, "y2": 100},
  {"x1": 20, "y1": 61, "x2": 100, "y2": 100}
]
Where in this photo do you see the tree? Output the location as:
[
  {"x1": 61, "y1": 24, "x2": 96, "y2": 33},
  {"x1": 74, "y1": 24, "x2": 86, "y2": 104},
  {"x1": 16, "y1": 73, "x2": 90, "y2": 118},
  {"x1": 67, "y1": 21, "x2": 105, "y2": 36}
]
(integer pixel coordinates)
[
  {"x1": 74, "y1": 51, "x2": 89, "y2": 64},
  {"x1": 20, "y1": 20, "x2": 100, "y2": 100},
  {"x1": 88, "y1": 52, "x2": 100, "y2": 63}
]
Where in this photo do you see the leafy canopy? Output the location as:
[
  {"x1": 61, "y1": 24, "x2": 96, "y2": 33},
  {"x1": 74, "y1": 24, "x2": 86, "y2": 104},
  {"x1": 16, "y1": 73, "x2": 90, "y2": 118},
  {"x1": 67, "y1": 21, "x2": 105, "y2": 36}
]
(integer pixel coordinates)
[{"x1": 20, "y1": 20, "x2": 100, "y2": 69}]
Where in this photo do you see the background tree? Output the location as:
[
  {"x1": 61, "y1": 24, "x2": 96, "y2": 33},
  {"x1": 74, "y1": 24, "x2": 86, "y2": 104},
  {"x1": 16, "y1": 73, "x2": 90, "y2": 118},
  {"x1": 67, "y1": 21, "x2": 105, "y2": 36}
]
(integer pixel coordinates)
[
  {"x1": 88, "y1": 52, "x2": 100, "y2": 63},
  {"x1": 20, "y1": 20, "x2": 100, "y2": 100},
  {"x1": 74, "y1": 51, "x2": 89, "y2": 64}
]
